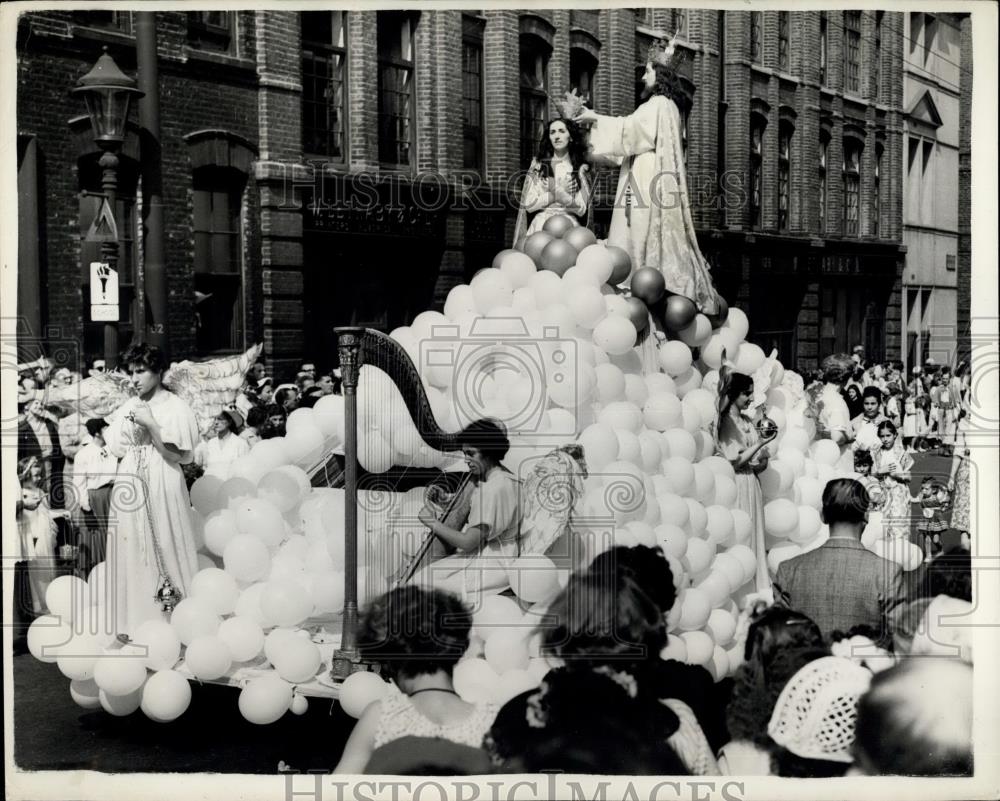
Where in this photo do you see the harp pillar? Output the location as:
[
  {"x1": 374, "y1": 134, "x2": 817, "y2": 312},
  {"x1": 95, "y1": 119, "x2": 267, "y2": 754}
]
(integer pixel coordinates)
[{"x1": 330, "y1": 328, "x2": 379, "y2": 681}]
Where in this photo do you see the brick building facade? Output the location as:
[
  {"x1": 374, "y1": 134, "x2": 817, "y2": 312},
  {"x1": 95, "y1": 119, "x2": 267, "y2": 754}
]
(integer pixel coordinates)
[{"x1": 17, "y1": 9, "x2": 909, "y2": 375}]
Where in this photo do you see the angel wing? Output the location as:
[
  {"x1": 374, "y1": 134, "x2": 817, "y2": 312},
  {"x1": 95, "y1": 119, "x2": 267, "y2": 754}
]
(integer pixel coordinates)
[
  {"x1": 518, "y1": 444, "x2": 588, "y2": 557},
  {"x1": 163, "y1": 343, "x2": 263, "y2": 435},
  {"x1": 749, "y1": 349, "x2": 781, "y2": 411},
  {"x1": 29, "y1": 371, "x2": 135, "y2": 418}
]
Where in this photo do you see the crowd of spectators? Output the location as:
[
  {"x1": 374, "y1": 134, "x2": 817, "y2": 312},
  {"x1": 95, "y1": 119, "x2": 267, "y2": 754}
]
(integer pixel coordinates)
[{"x1": 332, "y1": 476, "x2": 973, "y2": 777}]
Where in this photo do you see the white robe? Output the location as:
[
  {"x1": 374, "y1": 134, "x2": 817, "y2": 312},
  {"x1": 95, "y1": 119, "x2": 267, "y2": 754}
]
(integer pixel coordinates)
[{"x1": 588, "y1": 94, "x2": 720, "y2": 313}]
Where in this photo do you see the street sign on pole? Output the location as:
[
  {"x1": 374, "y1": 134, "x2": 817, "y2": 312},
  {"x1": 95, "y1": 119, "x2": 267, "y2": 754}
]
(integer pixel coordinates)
[{"x1": 90, "y1": 261, "x2": 120, "y2": 321}]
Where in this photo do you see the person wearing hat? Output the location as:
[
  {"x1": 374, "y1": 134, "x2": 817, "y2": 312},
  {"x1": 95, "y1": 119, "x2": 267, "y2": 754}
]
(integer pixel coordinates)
[
  {"x1": 73, "y1": 418, "x2": 118, "y2": 572},
  {"x1": 194, "y1": 409, "x2": 249, "y2": 480}
]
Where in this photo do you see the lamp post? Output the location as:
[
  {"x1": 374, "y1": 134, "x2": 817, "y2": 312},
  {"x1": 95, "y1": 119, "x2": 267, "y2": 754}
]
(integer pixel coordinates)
[{"x1": 72, "y1": 46, "x2": 144, "y2": 368}]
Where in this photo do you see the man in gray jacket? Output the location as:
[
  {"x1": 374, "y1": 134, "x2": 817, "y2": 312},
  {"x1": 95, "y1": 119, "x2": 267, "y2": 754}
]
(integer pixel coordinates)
[{"x1": 774, "y1": 478, "x2": 905, "y2": 645}]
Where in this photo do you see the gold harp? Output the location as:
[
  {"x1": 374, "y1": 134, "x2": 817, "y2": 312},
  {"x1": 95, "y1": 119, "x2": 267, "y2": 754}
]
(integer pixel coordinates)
[{"x1": 330, "y1": 326, "x2": 470, "y2": 681}]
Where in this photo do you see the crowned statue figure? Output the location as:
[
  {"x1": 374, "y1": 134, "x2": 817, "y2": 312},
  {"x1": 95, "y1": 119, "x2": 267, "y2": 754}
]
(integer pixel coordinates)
[{"x1": 575, "y1": 34, "x2": 721, "y2": 314}]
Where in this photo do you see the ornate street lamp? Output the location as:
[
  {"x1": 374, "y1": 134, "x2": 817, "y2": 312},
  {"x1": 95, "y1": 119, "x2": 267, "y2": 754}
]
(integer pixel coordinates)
[{"x1": 72, "y1": 47, "x2": 144, "y2": 367}]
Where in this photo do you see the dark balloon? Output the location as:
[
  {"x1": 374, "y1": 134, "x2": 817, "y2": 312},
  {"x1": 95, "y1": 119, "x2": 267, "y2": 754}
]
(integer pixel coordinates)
[
  {"x1": 625, "y1": 297, "x2": 650, "y2": 333},
  {"x1": 539, "y1": 238, "x2": 578, "y2": 276},
  {"x1": 606, "y1": 245, "x2": 632, "y2": 285},
  {"x1": 630, "y1": 268, "x2": 667, "y2": 307},
  {"x1": 542, "y1": 214, "x2": 577, "y2": 238},
  {"x1": 662, "y1": 294, "x2": 698, "y2": 331},
  {"x1": 492, "y1": 249, "x2": 519, "y2": 269},
  {"x1": 563, "y1": 225, "x2": 598, "y2": 252},
  {"x1": 707, "y1": 295, "x2": 730, "y2": 328},
  {"x1": 524, "y1": 231, "x2": 555, "y2": 265}
]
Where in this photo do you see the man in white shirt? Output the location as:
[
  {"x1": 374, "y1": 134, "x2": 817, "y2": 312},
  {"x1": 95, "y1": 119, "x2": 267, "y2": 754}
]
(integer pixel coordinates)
[
  {"x1": 195, "y1": 409, "x2": 249, "y2": 480},
  {"x1": 74, "y1": 418, "x2": 119, "y2": 571},
  {"x1": 817, "y1": 354, "x2": 854, "y2": 447}
]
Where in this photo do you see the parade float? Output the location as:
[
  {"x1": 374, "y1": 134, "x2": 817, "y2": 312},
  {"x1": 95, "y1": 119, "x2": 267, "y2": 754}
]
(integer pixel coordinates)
[
  {"x1": 26, "y1": 217, "x2": 923, "y2": 726},
  {"x1": 24, "y1": 50, "x2": 925, "y2": 723}
]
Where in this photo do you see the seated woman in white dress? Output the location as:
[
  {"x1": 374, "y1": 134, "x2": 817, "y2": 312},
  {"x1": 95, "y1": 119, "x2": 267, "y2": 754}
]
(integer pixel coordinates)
[
  {"x1": 413, "y1": 419, "x2": 520, "y2": 602},
  {"x1": 513, "y1": 117, "x2": 591, "y2": 248}
]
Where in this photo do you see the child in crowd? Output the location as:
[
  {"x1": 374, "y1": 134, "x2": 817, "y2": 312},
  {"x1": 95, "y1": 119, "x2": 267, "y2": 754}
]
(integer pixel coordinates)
[
  {"x1": 850, "y1": 387, "x2": 887, "y2": 454},
  {"x1": 16, "y1": 457, "x2": 57, "y2": 614},
  {"x1": 884, "y1": 384, "x2": 902, "y2": 431},
  {"x1": 74, "y1": 418, "x2": 118, "y2": 572},
  {"x1": 911, "y1": 478, "x2": 949, "y2": 559},
  {"x1": 333, "y1": 587, "x2": 499, "y2": 774},
  {"x1": 873, "y1": 421, "x2": 913, "y2": 541}
]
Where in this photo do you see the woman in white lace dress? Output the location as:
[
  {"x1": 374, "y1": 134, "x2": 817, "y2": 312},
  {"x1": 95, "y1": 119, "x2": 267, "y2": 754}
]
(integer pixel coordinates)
[{"x1": 334, "y1": 586, "x2": 499, "y2": 774}]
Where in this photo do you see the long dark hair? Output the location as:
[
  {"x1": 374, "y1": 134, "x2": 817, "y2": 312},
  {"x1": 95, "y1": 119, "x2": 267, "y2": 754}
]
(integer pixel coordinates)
[
  {"x1": 533, "y1": 117, "x2": 588, "y2": 181},
  {"x1": 716, "y1": 370, "x2": 754, "y2": 432},
  {"x1": 641, "y1": 61, "x2": 688, "y2": 108}
]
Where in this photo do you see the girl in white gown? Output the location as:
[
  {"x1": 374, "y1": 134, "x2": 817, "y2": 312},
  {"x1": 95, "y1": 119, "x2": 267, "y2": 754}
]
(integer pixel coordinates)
[
  {"x1": 513, "y1": 117, "x2": 591, "y2": 248},
  {"x1": 104, "y1": 343, "x2": 201, "y2": 637}
]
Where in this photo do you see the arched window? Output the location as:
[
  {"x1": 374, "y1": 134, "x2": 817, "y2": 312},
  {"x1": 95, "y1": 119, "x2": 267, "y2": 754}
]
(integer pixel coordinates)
[
  {"x1": 520, "y1": 33, "x2": 551, "y2": 167},
  {"x1": 570, "y1": 48, "x2": 598, "y2": 107},
  {"x1": 843, "y1": 138, "x2": 863, "y2": 236},
  {"x1": 749, "y1": 115, "x2": 766, "y2": 228},
  {"x1": 185, "y1": 130, "x2": 257, "y2": 355},
  {"x1": 778, "y1": 123, "x2": 793, "y2": 230}
]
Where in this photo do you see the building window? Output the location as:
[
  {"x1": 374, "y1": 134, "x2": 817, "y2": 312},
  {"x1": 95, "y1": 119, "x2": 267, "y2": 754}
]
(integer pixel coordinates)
[
  {"x1": 73, "y1": 10, "x2": 132, "y2": 34},
  {"x1": 570, "y1": 48, "x2": 598, "y2": 107},
  {"x1": 819, "y1": 133, "x2": 829, "y2": 233},
  {"x1": 843, "y1": 11, "x2": 861, "y2": 95},
  {"x1": 635, "y1": 8, "x2": 654, "y2": 27},
  {"x1": 193, "y1": 168, "x2": 245, "y2": 354},
  {"x1": 377, "y1": 12, "x2": 417, "y2": 167},
  {"x1": 520, "y1": 35, "x2": 550, "y2": 168},
  {"x1": 187, "y1": 11, "x2": 236, "y2": 54},
  {"x1": 462, "y1": 16, "x2": 485, "y2": 171},
  {"x1": 749, "y1": 117, "x2": 765, "y2": 228},
  {"x1": 778, "y1": 12, "x2": 790, "y2": 71},
  {"x1": 843, "y1": 140, "x2": 862, "y2": 237},
  {"x1": 778, "y1": 124, "x2": 792, "y2": 230},
  {"x1": 750, "y1": 12, "x2": 762, "y2": 64},
  {"x1": 302, "y1": 11, "x2": 347, "y2": 160},
  {"x1": 819, "y1": 14, "x2": 827, "y2": 84},
  {"x1": 874, "y1": 144, "x2": 883, "y2": 237},
  {"x1": 874, "y1": 12, "x2": 883, "y2": 101},
  {"x1": 923, "y1": 14, "x2": 938, "y2": 67}
]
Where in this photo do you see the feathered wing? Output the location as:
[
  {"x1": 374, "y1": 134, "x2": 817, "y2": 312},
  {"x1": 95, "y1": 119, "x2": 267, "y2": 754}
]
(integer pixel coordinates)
[
  {"x1": 518, "y1": 445, "x2": 588, "y2": 556},
  {"x1": 750, "y1": 349, "x2": 781, "y2": 411},
  {"x1": 163, "y1": 343, "x2": 263, "y2": 435},
  {"x1": 33, "y1": 372, "x2": 135, "y2": 418}
]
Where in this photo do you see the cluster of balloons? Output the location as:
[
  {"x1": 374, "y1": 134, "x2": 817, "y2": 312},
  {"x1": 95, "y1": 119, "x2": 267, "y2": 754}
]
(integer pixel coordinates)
[{"x1": 32, "y1": 447, "x2": 371, "y2": 725}]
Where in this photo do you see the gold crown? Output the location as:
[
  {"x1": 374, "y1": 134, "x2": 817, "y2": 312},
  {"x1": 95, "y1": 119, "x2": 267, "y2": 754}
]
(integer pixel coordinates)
[
  {"x1": 647, "y1": 34, "x2": 686, "y2": 71},
  {"x1": 550, "y1": 88, "x2": 587, "y2": 120}
]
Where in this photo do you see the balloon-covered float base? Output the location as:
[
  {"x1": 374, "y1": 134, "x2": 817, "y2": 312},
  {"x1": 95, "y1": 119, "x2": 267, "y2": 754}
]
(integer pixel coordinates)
[{"x1": 27, "y1": 214, "x2": 924, "y2": 726}]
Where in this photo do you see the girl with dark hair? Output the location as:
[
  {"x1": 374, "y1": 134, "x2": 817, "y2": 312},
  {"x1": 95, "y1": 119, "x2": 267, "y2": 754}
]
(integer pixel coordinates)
[
  {"x1": 334, "y1": 586, "x2": 499, "y2": 774},
  {"x1": 103, "y1": 342, "x2": 201, "y2": 636},
  {"x1": 873, "y1": 420, "x2": 913, "y2": 541},
  {"x1": 513, "y1": 117, "x2": 591, "y2": 247},
  {"x1": 536, "y1": 570, "x2": 720, "y2": 774},
  {"x1": 413, "y1": 418, "x2": 521, "y2": 600},
  {"x1": 713, "y1": 369, "x2": 775, "y2": 593}
]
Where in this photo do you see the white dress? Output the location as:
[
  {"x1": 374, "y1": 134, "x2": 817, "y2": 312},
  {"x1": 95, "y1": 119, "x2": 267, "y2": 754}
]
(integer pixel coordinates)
[
  {"x1": 518, "y1": 155, "x2": 589, "y2": 240},
  {"x1": 104, "y1": 391, "x2": 201, "y2": 635},
  {"x1": 586, "y1": 95, "x2": 720, "y2": 312},
  {"x1": 372, "y1": 683, "x2": 499, "y2": 750}
]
